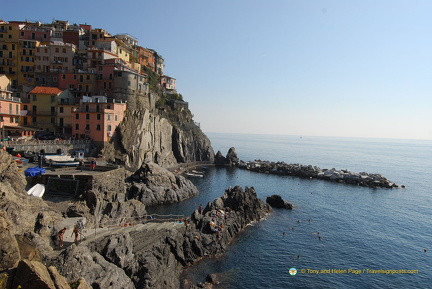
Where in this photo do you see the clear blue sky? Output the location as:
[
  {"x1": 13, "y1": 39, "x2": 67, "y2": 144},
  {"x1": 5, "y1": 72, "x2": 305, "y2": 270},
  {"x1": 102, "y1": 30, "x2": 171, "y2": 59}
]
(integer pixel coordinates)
[{"x1": 3, "y1": 0, "x2": 432, "y2": 140}]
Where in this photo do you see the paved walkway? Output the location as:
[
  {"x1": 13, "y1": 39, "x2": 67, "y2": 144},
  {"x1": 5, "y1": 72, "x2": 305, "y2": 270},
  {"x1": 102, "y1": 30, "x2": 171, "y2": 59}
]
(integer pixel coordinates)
[{"x1": 56, "y1": 217, "x2": 184, "y2": 248}]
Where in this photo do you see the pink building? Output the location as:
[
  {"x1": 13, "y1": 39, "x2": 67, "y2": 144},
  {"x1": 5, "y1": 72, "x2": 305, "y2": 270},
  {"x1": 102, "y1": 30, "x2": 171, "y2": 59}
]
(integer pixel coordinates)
[{"x1": 72, "y1": 95, "x2": 126, "y2": 145}]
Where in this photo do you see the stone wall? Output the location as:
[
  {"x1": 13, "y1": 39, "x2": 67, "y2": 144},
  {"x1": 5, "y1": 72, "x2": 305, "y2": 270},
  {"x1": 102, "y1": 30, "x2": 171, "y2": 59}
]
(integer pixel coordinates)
[{"x1": 0, "y1": 140, "x2": 91, "y2": 155}]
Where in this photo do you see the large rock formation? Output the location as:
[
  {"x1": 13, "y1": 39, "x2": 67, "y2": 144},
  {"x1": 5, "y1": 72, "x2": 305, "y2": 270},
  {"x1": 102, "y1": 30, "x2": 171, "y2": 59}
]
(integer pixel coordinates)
[
  {"x1": 214, "y1": 147, "x2": 238, "y2": 166},
  {"x1": 48, "y1": 186, "x2": 270, "y2": 289},
  {"x1": 102, "y1": 93, "x2": 214, "y2": 171},
  {"x1": 127, "y1": 162, "x2": 199, "y2": 206}
]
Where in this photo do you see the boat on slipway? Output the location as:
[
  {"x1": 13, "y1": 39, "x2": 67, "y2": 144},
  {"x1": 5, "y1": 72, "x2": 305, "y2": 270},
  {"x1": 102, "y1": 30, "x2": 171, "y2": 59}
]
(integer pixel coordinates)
[{"x1": 44, "y1": 155, "x2": 79, "y2": 167}]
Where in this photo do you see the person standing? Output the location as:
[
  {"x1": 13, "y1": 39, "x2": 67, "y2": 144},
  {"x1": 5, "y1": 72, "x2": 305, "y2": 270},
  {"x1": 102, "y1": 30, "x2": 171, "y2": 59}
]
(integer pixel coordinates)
[
  {"x1": 79, "y1": 159, "x2": 85, "y2": 172},
  {"x1": 90, "y1": 158, "x2": 96, "y2": 171},
  {"x1": 58, "y1": 227, "x2": 67, "y2": 248},
  {"x1": 71, "y1": 226, "x2": 81, "y2": 243}
]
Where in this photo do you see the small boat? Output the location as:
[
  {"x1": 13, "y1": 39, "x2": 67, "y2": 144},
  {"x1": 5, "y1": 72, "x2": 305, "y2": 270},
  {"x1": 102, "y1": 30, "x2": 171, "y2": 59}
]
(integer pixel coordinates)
[
  {"x1": 27, "y1": 183, "x2": 45, "y2": 198},
  {"x1": 185, "y1": 172, "x2": 204, "y2": 178},
  {"x1": 13, "y1": 156, "x2": 29, "y2": 167},
  {"x1": 51, "y1": 160, "x2": 80, "y2": 167},
  {"x1": 192, "y1": 170, "x2": 205, "y2": 175},
  {"x1": 44, "y1": 154, "x2": 76, "y2": 162}
]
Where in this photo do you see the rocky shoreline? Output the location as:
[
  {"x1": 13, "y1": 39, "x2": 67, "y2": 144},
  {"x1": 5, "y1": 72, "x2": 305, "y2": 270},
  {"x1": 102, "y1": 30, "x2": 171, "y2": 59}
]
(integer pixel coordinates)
[
  {"x1": 0, "y1": 147, "x2": 270, "y2": 289},
  {"x1": 236, "y1": 159, "x2": 400, "y2": 188},
  {"x1": 48, "y1": 186, "x2": 270, "y2": 289}
]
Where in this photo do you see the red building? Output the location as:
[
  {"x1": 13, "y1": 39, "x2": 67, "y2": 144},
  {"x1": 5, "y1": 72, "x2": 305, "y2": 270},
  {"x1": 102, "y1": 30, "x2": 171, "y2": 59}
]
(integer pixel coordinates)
[{"x1": 72, "y1": 95, "x2": 126, "y2": 145}]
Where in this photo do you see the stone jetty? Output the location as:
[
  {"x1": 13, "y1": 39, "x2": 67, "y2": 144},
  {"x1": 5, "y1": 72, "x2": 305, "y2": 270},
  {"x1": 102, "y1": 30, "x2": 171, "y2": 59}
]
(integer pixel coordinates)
[{"x1": 237, "y1": 160, "x2": 399, "y2": 188}]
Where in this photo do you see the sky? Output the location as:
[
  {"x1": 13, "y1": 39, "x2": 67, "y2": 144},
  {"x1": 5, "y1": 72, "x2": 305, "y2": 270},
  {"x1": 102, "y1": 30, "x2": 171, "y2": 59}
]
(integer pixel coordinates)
[{"x1": 2, "y1": 0, "x2": 432, "y2": 140}]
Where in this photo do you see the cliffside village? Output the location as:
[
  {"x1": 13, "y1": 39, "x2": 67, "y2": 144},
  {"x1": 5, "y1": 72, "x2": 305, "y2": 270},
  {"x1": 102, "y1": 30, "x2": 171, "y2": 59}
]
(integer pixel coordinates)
[{"x1": 0, "y1": 19, "x2": 178, "y2": 146}]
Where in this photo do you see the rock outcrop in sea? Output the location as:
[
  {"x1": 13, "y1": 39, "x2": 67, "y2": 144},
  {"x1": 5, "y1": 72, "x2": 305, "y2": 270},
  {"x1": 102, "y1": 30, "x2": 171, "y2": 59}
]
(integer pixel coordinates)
[{"x1": 266, "y1": 194, "x2": 293, "y2": 209}]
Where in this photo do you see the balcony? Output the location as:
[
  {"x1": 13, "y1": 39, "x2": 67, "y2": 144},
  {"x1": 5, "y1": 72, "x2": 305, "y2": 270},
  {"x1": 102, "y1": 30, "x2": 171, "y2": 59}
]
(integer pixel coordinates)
[
  {"x1": 27, "y1": 110, "x2": 57, "y2": 116},
  {"x1": 0, "y1": 95, "x2": 21, "y2": 102}
]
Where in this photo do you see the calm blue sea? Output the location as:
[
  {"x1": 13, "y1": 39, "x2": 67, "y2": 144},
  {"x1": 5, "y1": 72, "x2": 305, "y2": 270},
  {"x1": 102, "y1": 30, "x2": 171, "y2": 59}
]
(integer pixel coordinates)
[{"x1": 148, "y1": 133, "x2": 432, "y2": 289}]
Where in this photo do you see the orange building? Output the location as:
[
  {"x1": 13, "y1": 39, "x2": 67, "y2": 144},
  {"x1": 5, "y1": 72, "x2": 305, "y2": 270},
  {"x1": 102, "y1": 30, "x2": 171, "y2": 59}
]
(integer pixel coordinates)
[{"x1": 72, "y1": 95, "x2": 126, "y2": 145}]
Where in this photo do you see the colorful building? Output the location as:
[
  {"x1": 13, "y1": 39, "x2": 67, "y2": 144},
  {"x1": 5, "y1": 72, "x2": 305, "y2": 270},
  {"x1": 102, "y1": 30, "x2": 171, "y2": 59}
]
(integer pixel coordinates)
[
  {"x1": 72, "y1": 95, "x2": 126, "y2": 145},
  {"x1": 27, "y1": 86, "x2": 63, "y2": 133},
  {"x1": 58, "y1": 71, "x2": 97, "y2": 97},
  {"x1": 0, "y1": 74, "x2": 26, "y2": 139},
  {"x1": 57, "y1": 90, "x2": 79, "y2": 136}
]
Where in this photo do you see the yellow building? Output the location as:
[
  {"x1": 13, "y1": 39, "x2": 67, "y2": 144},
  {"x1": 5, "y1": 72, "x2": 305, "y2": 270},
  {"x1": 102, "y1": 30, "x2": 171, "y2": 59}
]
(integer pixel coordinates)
[
  {"x1": 17, "y1": 39, "x2": 39, "y2": 88},
  {"x1": 0, "y1": 21, "x2": 21, "y2": 89},
  {"x1": 28, "y1": 86, "x2": 62, "y2": 133}
]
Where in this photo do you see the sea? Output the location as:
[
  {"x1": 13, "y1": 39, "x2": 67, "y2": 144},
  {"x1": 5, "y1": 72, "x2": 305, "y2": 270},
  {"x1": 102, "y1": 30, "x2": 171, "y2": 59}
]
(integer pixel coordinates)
[{"x1": 147, "y1": 133, "x2": 432, "y2": 289}]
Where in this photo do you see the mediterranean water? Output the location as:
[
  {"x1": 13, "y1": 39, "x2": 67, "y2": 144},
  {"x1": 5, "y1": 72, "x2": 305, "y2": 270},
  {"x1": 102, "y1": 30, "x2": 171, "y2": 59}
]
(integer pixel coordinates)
[{"x1": 147, "y1": 133, "x2": 432, "y2": 289}]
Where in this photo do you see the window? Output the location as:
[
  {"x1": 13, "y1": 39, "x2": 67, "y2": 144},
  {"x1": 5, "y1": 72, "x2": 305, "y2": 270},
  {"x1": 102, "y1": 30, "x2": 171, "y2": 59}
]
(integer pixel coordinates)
[
  {"x1": 33, "y1": 117, "x2": 36, "y2": 123},
  {"x1": 51, "y1": 117, "x2": 55, "y2": 124},
  {"x1": 51, "y1": 95, "x2": 55, "y2": 102},
  {"x1": 85, "y1": 124, "x2": 90, "y2": 130},
  {"x1": 23, "y1": 105, "x2": 28, "y2": 110},
  {"x1": 96, "y1": 124, "x2": 101, "y2": 131},
  {"x1": 86, "y1": 114, "x2": 90, "y2": 120},
  {"x1": 62, "y1": 74, "x2": 66, "y2": 79},
  {"x1": 107, "y1": 114, "x2": 111, "y2": 121},
  {"x1": 32, "y1": 95, "x2": 37, "y2": 101},
  {"x1": 107, "y1": 125, "x2": 112, "y2": 131},
  {"x1": 115, "y1": 115, "x2": 118, "y2": 121},
  {"x1": 59, "y1": 107, "x2": 64, "y2": 113},
  {"x1": 75, "y1": 113, "x2": 79, "y2": 119},
  {"x1": 75, "y1": 124, "x2": 79, "y2": 130},
  {"x1": 97, "y1": 114, "x2": 101, "y2": 120}
]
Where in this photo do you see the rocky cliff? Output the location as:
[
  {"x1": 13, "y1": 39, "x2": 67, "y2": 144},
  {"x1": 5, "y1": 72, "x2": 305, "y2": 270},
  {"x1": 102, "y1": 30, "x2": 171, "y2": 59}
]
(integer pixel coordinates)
[
  {"x1": 48, "y1": 186, "x2": 270, "y2": 289},
  {"x1": 102, "y1": 93, "x2": 214, "y2": 171}
]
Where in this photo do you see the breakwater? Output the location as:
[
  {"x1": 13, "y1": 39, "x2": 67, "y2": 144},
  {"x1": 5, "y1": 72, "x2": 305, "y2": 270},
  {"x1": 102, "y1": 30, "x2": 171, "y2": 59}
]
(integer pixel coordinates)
[{"x1": 237, "y1": 160, "x2": 400, "y2": 188}]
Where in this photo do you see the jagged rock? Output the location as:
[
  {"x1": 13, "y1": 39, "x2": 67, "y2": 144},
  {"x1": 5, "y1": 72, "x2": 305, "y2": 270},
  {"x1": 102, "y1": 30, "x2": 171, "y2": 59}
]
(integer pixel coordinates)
[
  {"x1": 75, "y1": 277, "x2": 92, "y2": 289},
  {"x1": 88, "y1": 233, "x2": 134, "y2": 268},
  {"x1": 0, "y1": 150, "x2": 26, "y2": 194},
  {"x1": 214, "y1": 151, "x2": 229, "y2": 165},
  {"x1": 172, "y1": 126, "x2": 215, "y2": 164},
  {"x1": 50, "y1": 245, "x2": 135, "y2": 289},
  {"x1": 127, "y1": 162, "x2": 199, "y2": 206},
  {"x1": 79, "y1": 186, "x2": 270, "y2": 289},
  {"x1": 266, "y1": 195, "x2": 293, "y2": 209},
  {"x1": 0, "y1": 212, "x2": 21, "y2": 270},
  {"x1": 48, "y1": 266, "x2": 71, "y2": 289},
  {"x1": 226, "y1": 147, "x2": 239, "y2": 165},
  {"x1": 12, "y1": 259, "x2": 56, "y2": 289}
]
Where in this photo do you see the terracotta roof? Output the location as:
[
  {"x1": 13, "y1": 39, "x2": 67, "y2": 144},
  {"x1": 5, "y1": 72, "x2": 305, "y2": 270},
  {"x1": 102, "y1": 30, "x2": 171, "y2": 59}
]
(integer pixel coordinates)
[{"x1": 29, "y1": 86, "x2": 62, "y2": 95}]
